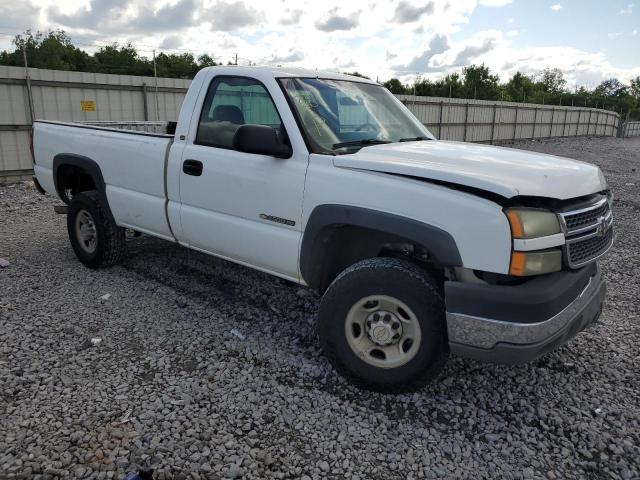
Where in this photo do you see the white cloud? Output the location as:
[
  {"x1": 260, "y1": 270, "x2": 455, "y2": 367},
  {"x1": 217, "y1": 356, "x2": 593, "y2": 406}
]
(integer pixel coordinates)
[
  {"x1": 0, "y1": 0, "x2": 637, "y2": 90},
  {"x1": 394, "y1": 29, "x2": 504, "y2": 75},
  {"x1": 315, "y1": 8, "x2": 360, "y2": 32},
  {"x1": 270, "y1": 49, "x2": 304, "y2": 64},
  {"x1": 0, "y1": 1, "x2": 40, "y2": 31},
  {"x1": 279, "y1": 8, "x2": 302, "y2": 26},
  {"x1": 393, "y1": 1, "x2": 435, "y2": 23},
  {"x1": 550, "y1": 4, "x2": 562, "y2": 11},
  {"x1": 479, "y1": 0, "x2": 512, "y2": 6},
  {"x1": 619, "y1": 4, "x2": 633, "y2": 14},
  {"x1": 159, "y1": 35, "x2": 182, "y2": 49},
  {"x1": 481, "y1": 44, "x2": 640, "y2": 85},
  {"x1": 206, "y1": 1, "x2": 262, "y2": 32},
  {"x1": 607, "y1": 32, "x2": 623, "y2": 39},
  {"x1": 393, "y1": 29, "x2": 640, "y2": 86}
]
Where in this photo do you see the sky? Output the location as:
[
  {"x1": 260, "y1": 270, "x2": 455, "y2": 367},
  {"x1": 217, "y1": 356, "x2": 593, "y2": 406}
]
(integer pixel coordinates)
[{"x1": 0, "y1": 0, "x2": 638, "y2": 86}]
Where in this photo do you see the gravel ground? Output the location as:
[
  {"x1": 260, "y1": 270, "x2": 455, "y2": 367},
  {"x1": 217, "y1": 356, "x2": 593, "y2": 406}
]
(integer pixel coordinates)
[{"x1": 1, "y1": 136, "x2": 639, "y2": 480}]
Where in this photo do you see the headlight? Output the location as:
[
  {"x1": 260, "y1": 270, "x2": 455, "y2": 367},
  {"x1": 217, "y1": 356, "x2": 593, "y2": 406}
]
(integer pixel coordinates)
[
  {"x1": 505, "y1": 208, "x2": 562, "y2": 276},
  {"x1": 505, "y1": 208, "x2": 561, "y2": 239},
  {"x1": 509, "y1": 250, "x2": 562, "y2": 276}
]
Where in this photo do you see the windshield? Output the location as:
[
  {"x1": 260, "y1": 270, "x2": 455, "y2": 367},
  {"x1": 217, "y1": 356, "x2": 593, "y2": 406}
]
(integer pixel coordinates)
[{"x1": 278, "y1": 78, "x2": 434, "y2": 154}]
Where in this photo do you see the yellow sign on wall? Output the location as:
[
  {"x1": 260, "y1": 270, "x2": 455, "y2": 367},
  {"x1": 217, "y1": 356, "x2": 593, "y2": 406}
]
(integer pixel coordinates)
[{"x1": 80, "y1": 100, "x2": 95, "y2": 112}]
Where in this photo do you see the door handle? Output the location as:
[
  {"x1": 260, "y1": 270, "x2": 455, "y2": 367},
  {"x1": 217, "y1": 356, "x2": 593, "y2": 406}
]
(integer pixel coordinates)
[{"x1": 183, "y1": 159, "x2": 203, "y2": 176}]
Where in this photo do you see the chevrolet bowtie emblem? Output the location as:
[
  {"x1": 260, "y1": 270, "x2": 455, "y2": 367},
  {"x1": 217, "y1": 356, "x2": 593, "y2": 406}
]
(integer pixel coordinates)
[{"x1": 596, "y1": 216, "x2": 607, "y2": 237}]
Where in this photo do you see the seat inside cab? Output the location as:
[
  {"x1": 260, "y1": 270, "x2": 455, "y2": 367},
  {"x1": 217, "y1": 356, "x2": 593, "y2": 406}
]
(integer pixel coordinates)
[{"x1": 196, "y1": 105, "x2": 245, "y2": 148}]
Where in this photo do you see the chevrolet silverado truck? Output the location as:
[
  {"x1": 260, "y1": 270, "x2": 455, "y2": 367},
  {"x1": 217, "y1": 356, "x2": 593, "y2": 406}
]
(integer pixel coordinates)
[{"x1": 32, "y1": 66, "x2": 613, "y2": 392}]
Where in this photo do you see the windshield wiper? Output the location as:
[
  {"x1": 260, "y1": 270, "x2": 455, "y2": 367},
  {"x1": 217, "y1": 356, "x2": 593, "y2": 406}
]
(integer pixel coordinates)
[
  {"x1": 332, "y1": 138, "x2": 391, "y2": 149},
  {"x1": 398, "y1": 136, "x2": 429, "y2": 142}
]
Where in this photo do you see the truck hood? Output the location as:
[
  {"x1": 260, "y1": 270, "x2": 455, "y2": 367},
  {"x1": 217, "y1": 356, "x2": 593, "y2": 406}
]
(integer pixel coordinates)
[{"x1": 333, "y1": 140, "x2": 607, "y2": 200}]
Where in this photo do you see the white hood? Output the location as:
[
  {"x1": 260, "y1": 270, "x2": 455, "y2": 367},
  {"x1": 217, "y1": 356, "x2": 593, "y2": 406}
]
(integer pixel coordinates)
[{"x1": 333, "y1": 140, "x2": 607, "y2": 200}]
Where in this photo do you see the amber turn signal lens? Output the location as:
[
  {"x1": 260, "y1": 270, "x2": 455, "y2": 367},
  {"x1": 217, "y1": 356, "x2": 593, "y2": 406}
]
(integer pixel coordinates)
[
  {"x1": 509, "y1": 252, "x2": 527, "y2": 276},
  {"x1": 505, "y1": 208, "x2": 561, "y2": 239},
  {"x1": 506, "y1": 210, "x2": 525, "y2": 238}
]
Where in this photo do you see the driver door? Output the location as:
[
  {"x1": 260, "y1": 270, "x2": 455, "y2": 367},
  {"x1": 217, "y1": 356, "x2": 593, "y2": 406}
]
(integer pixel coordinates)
[{"x1": 178, "y1": 75, "x2": 307, "y2": 280}]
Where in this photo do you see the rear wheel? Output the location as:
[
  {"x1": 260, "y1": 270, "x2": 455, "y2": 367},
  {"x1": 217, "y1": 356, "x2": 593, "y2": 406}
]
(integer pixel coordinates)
[
  {"x1": 318, "y1": 257, "x2": 448, "y2": 393},
  {"x1": 67, "y1": 191, "x2": 126, "y2": 268}
]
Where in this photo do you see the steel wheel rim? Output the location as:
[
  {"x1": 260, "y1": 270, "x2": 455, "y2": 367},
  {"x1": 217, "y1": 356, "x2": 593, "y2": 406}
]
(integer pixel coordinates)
[
  {"x1": 75, "y1": 209, "x2": 97, "y2": 254},
  {"x1": 344, "y1": 295, "x2": 422, "y2": 369}
]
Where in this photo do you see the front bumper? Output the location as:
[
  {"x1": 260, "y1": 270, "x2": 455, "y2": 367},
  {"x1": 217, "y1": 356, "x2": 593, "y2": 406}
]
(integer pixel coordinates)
[{"x1": 445, "y1": 263, "x2": 605, "y2": 364}]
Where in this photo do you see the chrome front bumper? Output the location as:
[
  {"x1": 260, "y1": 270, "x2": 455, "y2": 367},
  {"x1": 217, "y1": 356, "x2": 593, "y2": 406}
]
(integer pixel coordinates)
[{"x1": 446, "y1": 266, "x2": 605, "y2": 364}]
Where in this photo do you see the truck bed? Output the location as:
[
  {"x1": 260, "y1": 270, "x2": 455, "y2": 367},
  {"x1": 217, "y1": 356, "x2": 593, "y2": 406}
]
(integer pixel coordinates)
[
  {"x1": 80, "y1": 121, "x2": 178, "y2": 136},
  {"x1": 33, "y1": 120, "x2": 176, "y2": 241},
  {"x1": 37, "y1": 120, "x2": 177, "y2": 136}
]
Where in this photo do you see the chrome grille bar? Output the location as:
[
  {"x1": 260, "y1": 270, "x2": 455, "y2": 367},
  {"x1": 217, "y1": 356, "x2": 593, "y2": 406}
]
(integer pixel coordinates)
[{"x1": 558, "y1": 196, "x2": 614, "y2": 268}]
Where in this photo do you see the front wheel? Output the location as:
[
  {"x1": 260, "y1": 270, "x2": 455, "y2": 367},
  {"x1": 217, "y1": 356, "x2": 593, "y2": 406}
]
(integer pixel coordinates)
[
  {"x1": 318, "y1": 257, "x2": 449, "y2": 393},
  {"x1": 67, "y1": 191, "x2": 126, "y2": 268}
]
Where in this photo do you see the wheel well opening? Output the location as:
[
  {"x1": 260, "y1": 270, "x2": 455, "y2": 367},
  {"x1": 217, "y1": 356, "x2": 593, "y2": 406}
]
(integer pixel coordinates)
[
  {"x1": 307, "y1": 225, "x2": 439, "y2": 293},
  {"x1": 57, "y1": 165, "x2": 97, "y2": 204}
]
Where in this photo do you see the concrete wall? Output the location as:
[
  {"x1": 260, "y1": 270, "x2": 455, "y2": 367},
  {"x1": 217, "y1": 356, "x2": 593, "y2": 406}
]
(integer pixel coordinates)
[{"x1": 0, "y1": 65, "x2": 622, "y2": 179}]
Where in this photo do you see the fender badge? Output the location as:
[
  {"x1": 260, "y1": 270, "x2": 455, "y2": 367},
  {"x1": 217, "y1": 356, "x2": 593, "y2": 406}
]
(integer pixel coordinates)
[{"x1": 260, "y1": 214, "x2": 296, "y2": 227}]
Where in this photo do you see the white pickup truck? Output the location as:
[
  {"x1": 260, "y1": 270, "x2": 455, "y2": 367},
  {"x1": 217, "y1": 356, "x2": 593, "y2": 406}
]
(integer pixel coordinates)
[{"x1": 32, "y1": 66, "x2": 613, "y2": 392}]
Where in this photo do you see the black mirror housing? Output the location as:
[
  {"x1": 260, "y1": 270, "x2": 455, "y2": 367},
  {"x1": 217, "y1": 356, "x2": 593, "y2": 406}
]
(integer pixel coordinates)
[{"x1": 233, "y1": 124, "x2": 292, "y2": 159}]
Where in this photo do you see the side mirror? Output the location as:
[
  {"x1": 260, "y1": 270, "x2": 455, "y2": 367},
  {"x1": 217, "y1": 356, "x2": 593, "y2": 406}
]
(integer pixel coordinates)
[{"x1": 233, "y1": 124, "x2": 292, "y2": 159}]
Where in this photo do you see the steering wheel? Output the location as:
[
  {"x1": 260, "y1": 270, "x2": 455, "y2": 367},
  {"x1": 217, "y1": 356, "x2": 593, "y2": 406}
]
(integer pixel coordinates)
[{"x1": 355, "y1": 122, "x2": 378, "y2": 132}]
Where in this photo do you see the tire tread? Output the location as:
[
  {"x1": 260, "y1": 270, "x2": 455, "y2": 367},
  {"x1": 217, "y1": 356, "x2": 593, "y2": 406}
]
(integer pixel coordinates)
[
  {"x1": 319, "y1": 257, "x2": 448, "y2": 393},
  {"x1": 68, "y1": 191, "x2": 126, "y2": 268}
]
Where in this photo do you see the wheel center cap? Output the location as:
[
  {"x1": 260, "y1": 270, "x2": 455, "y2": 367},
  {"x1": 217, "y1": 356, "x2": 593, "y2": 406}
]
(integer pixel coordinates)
[
  {"x1": 366, "y1": 310, "x2": 402, "y2": 346},
  {"x1": 373, "y1": 325, "x2": 390, "y2": 342}
]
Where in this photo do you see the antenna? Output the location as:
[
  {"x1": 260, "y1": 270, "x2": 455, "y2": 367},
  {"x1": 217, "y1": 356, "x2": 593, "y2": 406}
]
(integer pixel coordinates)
[{"x1": 153, "y1": 50, "x2": 159, "y2": 121}]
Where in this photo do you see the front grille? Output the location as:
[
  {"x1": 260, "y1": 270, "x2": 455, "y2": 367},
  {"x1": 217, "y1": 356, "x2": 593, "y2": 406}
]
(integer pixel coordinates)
[
  {"x1": 560, "y1": 197, "x2": 614, "y2": 268},
  {"x1": 564, "y1": 202, "x2": 609, "y2": 230},
  {"x1": 567, "y1": 227, "x2": 613, "y2": 266}
]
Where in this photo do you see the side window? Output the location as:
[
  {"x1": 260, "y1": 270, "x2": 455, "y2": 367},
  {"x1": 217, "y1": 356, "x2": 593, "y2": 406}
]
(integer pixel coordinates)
[{"x1": 195, "y1": 77, "x2": 283, "y2": 149}]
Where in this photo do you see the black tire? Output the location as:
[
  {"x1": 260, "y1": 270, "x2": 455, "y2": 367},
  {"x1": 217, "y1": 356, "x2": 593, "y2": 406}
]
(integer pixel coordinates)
[
  {"x1": 318, "y1": 257, "x2": 449, "y2": 393},
  {"x1": 67, "y1": 191, "x2": 126, "y2": 268}
]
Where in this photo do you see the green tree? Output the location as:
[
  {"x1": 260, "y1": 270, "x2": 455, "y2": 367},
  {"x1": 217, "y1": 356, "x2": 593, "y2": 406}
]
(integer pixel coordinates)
[
  {"x1": 433, "y1": 73, "x2": 463, "y2": 98},
  {"x1": 630, "y1": 76, "x2": 640, "y2": 100},
  {"x1": 192, "y1": 54, "x2": 218, "y2": 76},
  {"x1": 504, "y1": 72, "x2": 535, "y2": 102},
  {"x1": 93, "y1": 44, "x2": 151, "y2": 75},
  {"x1": 382, "y1": 78, "x2": 407, "y2": 94},
  {"x1": 594, "y1": 78, "x2": 628, "y2": 97},
  {"x1": 6, "y1": 30, "x2": 94, "y2": 71},
  {"x1": 155, "y1": 52, "x2": 197, "y2": 78},
  {"x1": 197, "y1": 54, "x2": 218, "y2": 68},
  {"x1": 2, "y1": 28, "x2": 639, "y2": 118},
  {"x1": 539, "y1": 68, "x2": 567, "y2": 94},
  {"x1": 462, "y1": 64, "x2": 500, "y2": 100},
  {"x1": 412, "y1": 76, "x2": 435, "y2": 96},
  {"x1": 0, "y1": 29, "x2": 215, "y2": 78}
]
